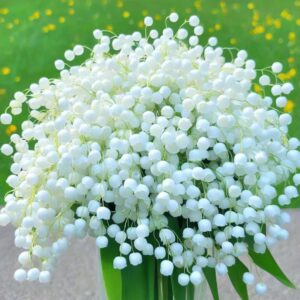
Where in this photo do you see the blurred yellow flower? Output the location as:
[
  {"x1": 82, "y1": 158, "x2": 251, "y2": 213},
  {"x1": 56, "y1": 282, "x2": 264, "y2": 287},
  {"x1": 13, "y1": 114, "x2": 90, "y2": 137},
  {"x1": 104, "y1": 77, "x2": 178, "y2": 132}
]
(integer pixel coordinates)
[
  {"x1": 252, "y1": 11, "x2": 259, "y2": 22},
  {"x1": 59, "y1": 16, "x2": 65, "y2": 23},
  {"x1": 278, "y1": 68, "x2": 297, "y2": 81},
  {"x1": 138, "y1": 20, "x2": 144, "y2": 29},
  {"x1": 289, "y1": 68, "x2": 297, "y2": 77},
  {"x1": 0, "y1": 8, "x2": 9, "y2": 15},
  {"x1": 106, "y1": 24, "x2": 113, "y2": 31},
  {"x1": 42, "y1": 24, "x2": 56, "y2": 33},
  {"x1": 1, "y1": 67, "x2": 11, "y2": 75},
  {"x1": 68, "y1": 8, "x2": 75, "y2": 15},
  {"x1": 288, "y1": 32, "x2": 296, "y2": 42},
  {"x1": 251, "y1": 25, "x2": 265, "y2": 35},
  {"x1": 142, "y1": 10, "x2": 148, "y2": 17},
  {"x1": 280, "y1": 10, "x2": 292, "y2": 21},
  {"x1": 273, "y1": 19, "x2": 281, "y2": 29},
  {"x1": 214, "y1": 23, "x2": 221, "y2": 31},
  {"x1": 122, "y1": 11, "x2": 130, "y2": 18},
  {"x1": 116, "y1": 1, "x2": 124, "y2": 8},
  {"x1": 29, "y1": 11, "x2": 40, "y2": 21},
  {"x1": 45, "y1": 9, "x2": 53, "y2": 16},
  {"x1": 194, "y1": 0, "x2": 202, "y2": 10},
  {"x1": 265, "y1": 33, "x2": 273, "y2": 40},
  {"x1": 288, "y1": 57, "x2": 295, "y2": 64},
  {"x1": 154, "y1": 14, "x2": 161, "y2": 21},
  {"x1": 6, "y1": 125, "x2": 17, "y2": 136},
  {"x1": 254, "y1": 83, "x2": 262, "y2": 93},
  {"x1": 296, "y1": 18, "x2": 300, "y2": 26},
  {"x1": 230, "y1": 38, "x2": 237, "y2": 45},
  {"x1": 247, "y1": 3, "x2": 254, "y2": 10},
  {"x1": 284, "y1": 100, "x2": 294, "y2": 113},
  {"x1": 0, "y1": 88, "x2": 6, "y2": 95}
]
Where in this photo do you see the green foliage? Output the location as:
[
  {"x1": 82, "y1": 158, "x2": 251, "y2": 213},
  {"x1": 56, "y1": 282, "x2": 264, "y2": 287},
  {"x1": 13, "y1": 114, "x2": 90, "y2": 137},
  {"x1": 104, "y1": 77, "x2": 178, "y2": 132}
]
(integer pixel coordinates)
[
  {"x1": 203, "y1": 267, "x2": 219, "y2": 300},
  {"x1": 100, "y1": 240, "x2": 122, "y2": 300},
  {"x1": 228, "y1": 258, "x2": 249, "y2": 300},
  {"x1": 249, "y1": 246, "x2": 296, "y2": 289},
  {"x1": 121, "y1": 255, "x2": 156, "y2": 300}
]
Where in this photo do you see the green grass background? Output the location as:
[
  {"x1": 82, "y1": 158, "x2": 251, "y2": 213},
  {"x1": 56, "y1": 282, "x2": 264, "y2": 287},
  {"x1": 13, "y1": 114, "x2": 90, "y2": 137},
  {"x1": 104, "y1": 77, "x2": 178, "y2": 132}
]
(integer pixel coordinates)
[{"x1": 0, "y1": 0, "x2": 299, "y2": 205}]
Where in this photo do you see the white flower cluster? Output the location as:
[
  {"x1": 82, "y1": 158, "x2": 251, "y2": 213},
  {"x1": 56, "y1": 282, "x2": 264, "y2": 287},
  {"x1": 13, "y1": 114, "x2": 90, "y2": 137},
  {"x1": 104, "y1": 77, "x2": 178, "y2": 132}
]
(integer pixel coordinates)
[{"x1": 0, "y1": 13, "x2": 298, "y2": 294}]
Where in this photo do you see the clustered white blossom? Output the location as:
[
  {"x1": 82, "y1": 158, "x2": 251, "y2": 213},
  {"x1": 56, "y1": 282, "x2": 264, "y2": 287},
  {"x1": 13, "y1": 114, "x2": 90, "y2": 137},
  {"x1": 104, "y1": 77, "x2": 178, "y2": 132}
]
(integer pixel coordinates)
[{"x1": 0, "y1": 13, "x2": 298, "y2": 294}]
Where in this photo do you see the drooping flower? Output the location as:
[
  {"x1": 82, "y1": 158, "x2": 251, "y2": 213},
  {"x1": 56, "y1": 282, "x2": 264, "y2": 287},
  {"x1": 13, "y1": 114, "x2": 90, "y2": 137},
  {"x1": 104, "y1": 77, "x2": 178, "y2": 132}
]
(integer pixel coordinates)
[{"x1": 0, "y1": 13, "x2": 298, "y2": 294}]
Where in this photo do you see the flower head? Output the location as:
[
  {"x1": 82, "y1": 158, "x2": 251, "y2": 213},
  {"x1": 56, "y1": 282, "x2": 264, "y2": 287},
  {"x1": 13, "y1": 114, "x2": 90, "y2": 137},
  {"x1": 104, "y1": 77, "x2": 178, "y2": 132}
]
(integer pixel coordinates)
[{"x1": 0, "y1": 14, "x2": 298, "y2": 293}]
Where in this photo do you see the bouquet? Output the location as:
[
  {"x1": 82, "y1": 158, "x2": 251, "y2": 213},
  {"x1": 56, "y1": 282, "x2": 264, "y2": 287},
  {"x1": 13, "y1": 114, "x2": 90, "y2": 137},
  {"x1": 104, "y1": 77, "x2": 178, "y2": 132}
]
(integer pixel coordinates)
[{"x1": 0, "y1": 13, "x2": 298, "y2": 299}]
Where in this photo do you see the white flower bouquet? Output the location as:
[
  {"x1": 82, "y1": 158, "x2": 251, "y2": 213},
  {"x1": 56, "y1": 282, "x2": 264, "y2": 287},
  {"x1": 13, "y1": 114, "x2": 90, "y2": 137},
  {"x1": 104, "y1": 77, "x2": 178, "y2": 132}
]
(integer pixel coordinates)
[{"x1": 0, "y1": 13, "x2": 298, "y2": 299}]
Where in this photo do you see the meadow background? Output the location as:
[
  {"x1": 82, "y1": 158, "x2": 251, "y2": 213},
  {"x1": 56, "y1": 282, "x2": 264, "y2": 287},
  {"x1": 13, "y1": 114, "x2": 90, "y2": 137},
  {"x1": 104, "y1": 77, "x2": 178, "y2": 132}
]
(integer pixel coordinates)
[{"x1": 0, "y1": 0, "x2": 299, "y2": 205}]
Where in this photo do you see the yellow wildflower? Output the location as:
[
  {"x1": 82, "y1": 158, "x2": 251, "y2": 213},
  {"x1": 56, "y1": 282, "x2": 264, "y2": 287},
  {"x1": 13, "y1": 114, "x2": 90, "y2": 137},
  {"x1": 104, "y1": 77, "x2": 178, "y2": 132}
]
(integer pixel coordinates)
[
  {"x1": 142, "y1": 10, "x2": 148, "y2": 17},
  {"x1": 284, "y1": 100, "x2": 294, "y2": 113},
  {"x1": 251, "y1": 25, "x2": 265, "y2": 35},
  {"x1": 230, "y1": 38, "x2": 237, "y2": 45},
  {"x1": 29, "y1": 11, "x2": 40, "y2": 21},
  {"x1": 45, "y1": 9, "x2": 53, "y2": 16},
  {"x1": 265, "y1": 33, "x2": 273, "y2": 40},
  {"x1": 6, "y1": 125, "x2": 17, "y2": 136},
  {"x1": 254, "y1": 84, "x2": 262, "y2": 93},
  {"x1": 273, "y1": 19, "x2": 281, "y2": 29},
  {"x1": 116, "y1": 1, "x2": 124, "y2": 8},
  {"x1": 138, "y1": 20, "x2": 144, "y2": 29},
  {"x1": 247, "y1": 2, "x2": 254, "y2": 10},
  {"x1": 214, "y1": 23, "x2": 221, "y2": 31},
  {"x1": 154, "y1": 14, "x2": 161, "y2": 21},
  {"x1": 1, "y1": 67, "x2": 10, "y2": 75},
  {"x1": 265, "y1": 16, "x2": 273, "y2": 26},
  {"x1": 288, "y1": 57, "x2": 295, "y2": 64},
  {"x1": 42, "y1": 24, "x2": 56, "y2": 33},
  {"x1": 194, "y1": 0, "x2": 202, "y2": 10},
  {"x1": 288, "y1": 32, "x2": 296, "y2": 42},
  {"x1": 289, "y1": 68, "x2": 296, "y2": 77},
  {"x1": 59, "y1": 16, "x2": 65, "y2": 23},
  {"x1": 0, "y1": 8, "x2": 9, "y2": 15},
  {"x1": 122, "y1": 11, "x2": 130, "y2": 18},
  {"x1": 280, "y1": 10, "x2": 292, "y2": 21}
]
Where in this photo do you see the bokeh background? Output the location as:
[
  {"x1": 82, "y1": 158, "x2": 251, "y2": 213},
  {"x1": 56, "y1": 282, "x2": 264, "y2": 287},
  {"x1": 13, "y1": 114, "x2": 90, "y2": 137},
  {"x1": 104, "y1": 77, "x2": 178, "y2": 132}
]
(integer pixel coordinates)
[{"x1": 0, "y1": 0, "x2": 299, "y2": 201}]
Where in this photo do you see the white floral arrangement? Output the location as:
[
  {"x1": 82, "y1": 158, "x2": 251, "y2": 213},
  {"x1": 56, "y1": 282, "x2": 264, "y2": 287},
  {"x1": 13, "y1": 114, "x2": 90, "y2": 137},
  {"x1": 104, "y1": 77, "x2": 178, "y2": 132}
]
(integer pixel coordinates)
[{"x1": 0, "y1": 13, "x2": 298, "y2": 299}]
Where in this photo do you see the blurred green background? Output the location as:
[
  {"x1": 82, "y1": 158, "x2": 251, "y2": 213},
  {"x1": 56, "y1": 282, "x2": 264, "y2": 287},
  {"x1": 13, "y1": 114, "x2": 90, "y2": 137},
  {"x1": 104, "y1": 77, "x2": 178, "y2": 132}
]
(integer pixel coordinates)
[{"x1": 0, "y1": 0, "x2": 299, "y2": 203}]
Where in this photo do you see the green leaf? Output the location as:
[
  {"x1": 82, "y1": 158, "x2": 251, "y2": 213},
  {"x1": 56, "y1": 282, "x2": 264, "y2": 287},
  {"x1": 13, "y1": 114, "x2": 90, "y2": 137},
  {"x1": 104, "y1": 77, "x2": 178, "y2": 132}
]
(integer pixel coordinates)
[
  {"x1": 100, "y1": 240, "x2": 122, "y2": 300},
  {"x1": 249, "y1": 246, "x2": 296, "y2": 289},
  {"x1": 228, "y1": 258, "x2": 249, "y2": 300},
  {"x1": 121, "y1": 255, "x2": 156, "y2": 300},
  {"x1": 203, "y1": 267, "x2": 219, "y2": 300}
]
